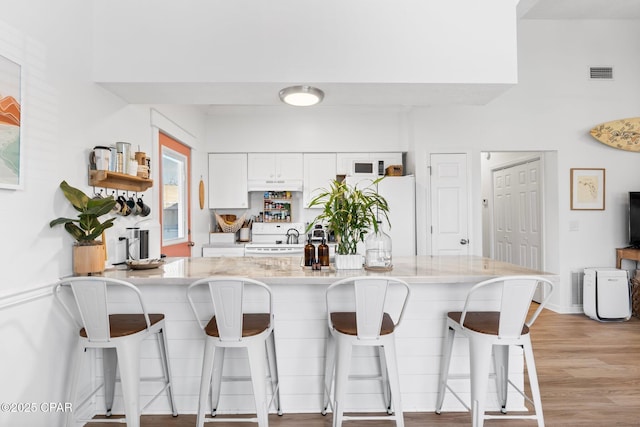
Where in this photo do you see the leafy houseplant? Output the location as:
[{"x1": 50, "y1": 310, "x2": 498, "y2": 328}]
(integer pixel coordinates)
[
  {"x1": 306, "y1": 178, "x2": 390, "y2": 267},
  {"x1": 50, "y1": 181, "x2": 117, "y2": 274}
]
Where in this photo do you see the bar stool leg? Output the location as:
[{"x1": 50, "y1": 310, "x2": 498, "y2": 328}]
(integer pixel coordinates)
[
  {"x1": 382, "y1": 339, "x2": 404, "y2": 427},
  {"x1": 157, "y1": 328, "x2": 178, "y2": 416},
  {"x1": 266, "y1": 331, "x2": 282, "y2": 415},
  {"x1": 378, "y1": 346, "x2": 392, "y2": 414},
  {"x1": 469, "y1": 339, "x2": 492, "y2": 427},
  {"x1": 492, "y1": 344, "x2": 509, "y2": 413},
  {"x1": 332, "y1": 337, "x2": 352, "y2": 427},
  {"x1": 198, "y1": 339, "x2": 216, "y2": 427},
  {"x1": 322, "y1": 333, "x2": 335, "y2": 415},
  {"x1": 210, "y1": 347, "x2": 225, "y2": 416},
  {"x1": 247, "y1": 341, "x2": 269, "y2": 427},
  {"x1": 435, "y1": 324, "x2": 455, "y2": 414},
  {"x1": 102, "y1": 348, "x2": 117, "y2": 417},
  {"x1": 522, "y1": 338, "x2": 545, "y2": 427},
  {"x1": 65, "y1": 342, "x2": 84, "y2": 427},
  {"x1": 116, "y1": 342, "x2": 141, "y2": 427}
]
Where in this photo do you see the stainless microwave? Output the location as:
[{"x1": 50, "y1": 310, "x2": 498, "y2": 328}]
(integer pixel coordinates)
[{"x1": 351, "y1": 159, "x2": 385, "y2": 176}]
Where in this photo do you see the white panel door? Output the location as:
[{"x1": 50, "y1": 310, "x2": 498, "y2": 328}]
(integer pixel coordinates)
[
  {"x1": 492, "y1": 159, "x2": 541, "y2": 269},
  {"x1": 430, "y1": 153, "x2": 470, "y2": 255}
]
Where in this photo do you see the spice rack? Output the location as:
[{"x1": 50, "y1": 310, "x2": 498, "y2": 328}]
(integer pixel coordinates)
[
  {"x1": 263, "y1": 191, "x2": 292, "y2": 223},
  {"x1": 89, "y1": 170, "x2": 153, "y2": 192}
]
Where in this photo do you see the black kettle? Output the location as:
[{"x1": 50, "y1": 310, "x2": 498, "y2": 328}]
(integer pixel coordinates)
[{"x1": 286, "y1": 228, "x2": 300, "y2": 245}]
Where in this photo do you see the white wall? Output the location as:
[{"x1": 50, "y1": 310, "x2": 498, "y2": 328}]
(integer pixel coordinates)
[
  {"x1": 411, "y1": 19, "x2": 640, "y2": 312},
  {"x1": 205, "y1": 106, "x2": 410, "y2": 153},
  {"x1": 0, "y1": 2, "x2": 208, "y2": 425},
  {"x1": 92, "y1": 0, "x2": 518, "y2": 86}
]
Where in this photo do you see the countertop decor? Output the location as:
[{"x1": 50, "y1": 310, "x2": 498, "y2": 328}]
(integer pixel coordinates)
[{"x1": 306, "y1": 178, "x2": 389, "y2": 260}]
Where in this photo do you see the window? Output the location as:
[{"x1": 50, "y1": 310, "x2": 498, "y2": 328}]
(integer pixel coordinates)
[{"x1": 161, "y1": 146, "x2": 188, "y2": 243}]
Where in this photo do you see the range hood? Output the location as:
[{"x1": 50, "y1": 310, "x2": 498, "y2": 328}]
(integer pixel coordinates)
[{"x1": 247, "y1": 179, "x2": 303, "y2": 192}]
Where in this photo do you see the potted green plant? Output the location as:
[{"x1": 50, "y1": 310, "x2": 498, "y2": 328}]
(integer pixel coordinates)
[
  {"x1": 50, "y1": 180, "x2": 117, "y2": 274},
  {"x1": 306, "y1": 178, "x2": 390, "y2": 269}
]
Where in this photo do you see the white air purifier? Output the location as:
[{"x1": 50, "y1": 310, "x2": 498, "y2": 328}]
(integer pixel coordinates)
[{"x1": 583, "y1": 268, "x2": 631, "y2": 321}]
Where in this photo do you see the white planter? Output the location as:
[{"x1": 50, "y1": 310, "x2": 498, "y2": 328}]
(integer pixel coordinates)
[{"x1": 334, "y1": 254, "x2": 363, "y2": 270}]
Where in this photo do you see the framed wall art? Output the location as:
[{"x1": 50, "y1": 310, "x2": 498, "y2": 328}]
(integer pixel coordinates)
[
  {"x1": 0, "y1": 53, "x2": 22, "y2": 190},
  {"x1": 570, "y1": 168, "x2": 605, "y2": 210}
]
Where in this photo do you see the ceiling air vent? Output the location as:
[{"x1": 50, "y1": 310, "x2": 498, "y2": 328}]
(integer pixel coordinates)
[{"x1": 589, "y1": 66, "x2": 613, "y2": 80}]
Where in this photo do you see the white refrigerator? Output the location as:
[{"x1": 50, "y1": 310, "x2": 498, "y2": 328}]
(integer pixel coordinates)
[{"x1": 346, "y1": 175, "x2": 416, "y2": 256}]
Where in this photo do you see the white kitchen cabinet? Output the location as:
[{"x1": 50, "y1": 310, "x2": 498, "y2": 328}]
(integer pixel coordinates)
[
  {"x1": 303, "y1": 153, "x2": 337, "y2": 208},
  {"x1": 336, "y1": 152, "x2": 403, "y2": 175},
  {"x1": 208, "y1": 153, "x2": 248, "y2": 209},
  {"x1": 248, "y1": 153, "x2": 303, "y2": 182}
]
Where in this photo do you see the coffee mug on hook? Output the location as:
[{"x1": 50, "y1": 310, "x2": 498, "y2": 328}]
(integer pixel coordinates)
[
  {"x1": 137, "y1": 197, "x2": 151, "y2": 217},
  {"x1": 117, "y1": 195, "x2": 131, "y2": 216}
]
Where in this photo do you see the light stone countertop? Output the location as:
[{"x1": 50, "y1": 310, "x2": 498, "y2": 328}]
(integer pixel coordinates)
[{"x1": 101, "y1": 255, "x2": 555, "y2": 285}]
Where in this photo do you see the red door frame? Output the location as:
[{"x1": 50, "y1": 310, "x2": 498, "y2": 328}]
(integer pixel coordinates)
[{"x1": 159, "y1": 132, "x2": 192, "y2": 257}]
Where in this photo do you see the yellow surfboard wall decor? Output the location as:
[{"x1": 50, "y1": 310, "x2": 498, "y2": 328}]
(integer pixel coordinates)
[{"x1": 590, "y1": 117, "x2": 640, "y2": 152}]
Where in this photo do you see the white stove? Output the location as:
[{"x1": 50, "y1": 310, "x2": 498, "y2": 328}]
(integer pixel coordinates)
[{"x1": 245, "y1": 222, "x2": 305, "y2": 257}]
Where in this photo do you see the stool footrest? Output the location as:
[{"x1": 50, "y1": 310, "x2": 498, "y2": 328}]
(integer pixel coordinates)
[
  {"x1": 484, "y1": 414, "x2": 539, "y2": 420},
  {"x1": 203, "y1": 416, "x2": 259, "y2": 423},
  {"x1": 342, "y1": 414, "x2": 399, "y2": 421}
]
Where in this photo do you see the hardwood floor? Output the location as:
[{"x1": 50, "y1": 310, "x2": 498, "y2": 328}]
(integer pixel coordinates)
[{"x1": 86, "y1": 307, "x2": 640, "y2": 426}]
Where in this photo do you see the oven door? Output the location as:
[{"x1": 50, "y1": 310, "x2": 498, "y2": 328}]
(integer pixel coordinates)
[{"x1": 244, "y1": 244, "x2": 304, "y2": 257}]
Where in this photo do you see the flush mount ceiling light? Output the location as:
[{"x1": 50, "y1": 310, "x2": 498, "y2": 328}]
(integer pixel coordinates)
[{"x1": 279, "y1": 85, "x2": 324, "y2": 107}]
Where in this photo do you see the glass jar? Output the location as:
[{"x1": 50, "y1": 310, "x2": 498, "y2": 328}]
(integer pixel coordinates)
[{"x1": 364, "y1": 230, "x2": 392, "y2": 269}]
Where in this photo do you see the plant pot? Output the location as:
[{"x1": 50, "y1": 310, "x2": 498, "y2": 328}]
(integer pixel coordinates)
[
  {"x1": 73, "y1": 243, "x2": 106, "y2": 275},
  {"x1": 334, "y1": 253, "x2": 363, "y2": 270}
]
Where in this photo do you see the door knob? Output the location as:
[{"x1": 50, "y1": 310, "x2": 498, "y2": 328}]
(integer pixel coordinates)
[
  {"x1": 460, "y1": 239, "x2": 469, "y2": 245},
  {"x1": 188, "y1": 241, "x2": 195, "y2": 247}
]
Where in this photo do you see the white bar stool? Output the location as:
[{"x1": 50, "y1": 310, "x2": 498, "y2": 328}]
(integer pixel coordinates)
[
  {"x1": 321, "y1": 276, "x2": 411, "y2": 427},
  {"x1": 435, "y1": 275, "x2": 554, "y2": 427},
  {"x1": 187, "y1": 277, "x2": 282, "y2": 427},
  {"x1": 53, "y1": 276, "x2": 178, "y2": 427}
]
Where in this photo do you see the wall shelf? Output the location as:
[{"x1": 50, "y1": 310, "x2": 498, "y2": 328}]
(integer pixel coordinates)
[
  {"x1": 89, "y1": 170, "x2": 153, "y2": 192},
  {"x1": 263, "y1": 197, "x2": 291, "y2": 222}
]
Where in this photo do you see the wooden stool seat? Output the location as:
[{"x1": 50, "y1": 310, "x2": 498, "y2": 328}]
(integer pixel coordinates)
[
  {"x1": 447, "y1": 312, "x2": 529, "y2": 336},
  {"x1": 205, "y1": 313, "x2": 271, "y2": 338},
  {"x1": 80, "y1": 313, "x2": 165, "y2": 338},
  {"x1": 330, "y1": 312, "x2": 395, "y2": 336}
]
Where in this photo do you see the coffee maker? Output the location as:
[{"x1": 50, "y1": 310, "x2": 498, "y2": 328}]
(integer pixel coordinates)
[{"x1": 121, "y1": 227, "x2": 149, "y2": 260}]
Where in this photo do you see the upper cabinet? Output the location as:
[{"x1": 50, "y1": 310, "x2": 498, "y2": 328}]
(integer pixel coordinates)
[
  {"x1": 247, "y1": 153, "x2": 303, "y2": 191},
  {"x1": 303, "y1": 153, "x2": 336, "y2": 208},
  {"x1": 208, "y1": 153, "x2": 248, "y2": 209}
]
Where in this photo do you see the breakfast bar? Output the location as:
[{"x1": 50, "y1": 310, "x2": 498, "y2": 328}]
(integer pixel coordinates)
[{"x1": 99, "y1": 255, "x2": 556, "y2": 417}]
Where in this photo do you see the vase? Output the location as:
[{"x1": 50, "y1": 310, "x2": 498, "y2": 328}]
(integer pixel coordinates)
[
  {"x1": 364, "y1": 230, "x2": 393, "y2": 270},
  {"x1": 73, "y1": 243, "x2": 106, "y2": 275},
  {"x1": 334, "y1": 253, "x2": 363, "y2": 270}
]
